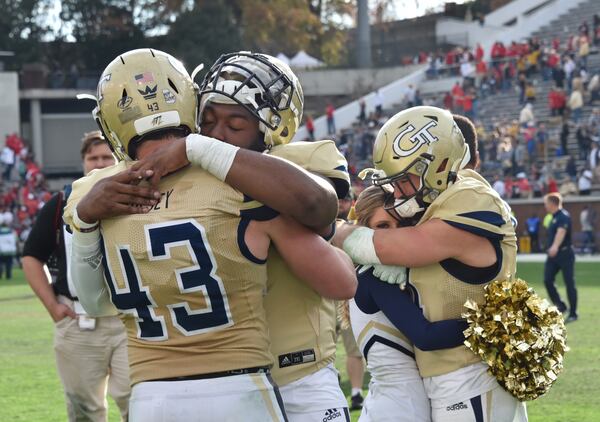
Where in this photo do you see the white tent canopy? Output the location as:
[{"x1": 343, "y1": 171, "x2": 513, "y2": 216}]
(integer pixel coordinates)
[
  {"x1": 275, "y1": 53, "x2": 290, "y2": 65},
  {"x1": 289, "y1": 50, "x2": 324, "y2": 69}
]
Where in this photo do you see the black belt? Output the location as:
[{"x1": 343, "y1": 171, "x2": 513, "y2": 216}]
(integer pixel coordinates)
[{"x1": 148, "y1": 366, "x2": 270, "y2": 382}]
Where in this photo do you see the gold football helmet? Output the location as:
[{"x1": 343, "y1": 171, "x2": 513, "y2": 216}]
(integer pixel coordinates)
[
  {"x1": 79, "y1": 48, "x2": 198, "y2": 160},
  {"x1": 367, "y1": 106, "x2": 469, "y2": 220},
  {"x1": 198, "y1": 51, "x2": 304, "y2": 148}
]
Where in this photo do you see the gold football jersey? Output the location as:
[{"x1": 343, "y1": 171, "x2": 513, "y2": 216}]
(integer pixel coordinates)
[
  {"x1": 264, "y1": 140, "x2": 350, "y2": 386},
  {"x1": 410, "y1": 168, "x2": 517, "y2": 378},
  {"x1": 64, "y1": 161, "x2": 274, "y2": 385}
]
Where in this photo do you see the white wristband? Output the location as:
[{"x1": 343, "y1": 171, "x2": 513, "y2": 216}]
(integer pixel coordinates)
[
  {"x1": 73, "y1": 207, "x2": 99, "y2": 232},
  {"x1": 72, "y1": 207, "x2": 101, "y2": 246},
  {"x1": 185, "y1": 134, "x2": 240, "y2": 181},
  {"x1": 342, "y1": 227, "x2": 381, "y2": 265}
]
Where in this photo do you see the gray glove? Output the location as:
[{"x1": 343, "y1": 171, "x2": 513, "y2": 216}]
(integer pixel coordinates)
[{"x1": 372, "y1": 264, "x2": 407, "y2": 289}]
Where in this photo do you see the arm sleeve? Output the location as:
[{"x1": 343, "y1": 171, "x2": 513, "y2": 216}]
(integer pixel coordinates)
[
  {"x1": 70, "y1": 229, "x2": 118, "y2": 317},
  {"x1": 22, "y1": 193, "x2": 61, "y2": 261},
  {"x1": 353, "y1": 266, "x2": 379, "y2": 314},
  {"x1": 364, "y1": 271, "x2": 468, "y2": 351}
]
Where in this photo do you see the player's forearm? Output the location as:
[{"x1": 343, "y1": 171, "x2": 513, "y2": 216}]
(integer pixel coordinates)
[
  {"x1": 294, "y1": 245, "x2": 357, "y2": 300},
  {"x1": 70, "y1": 230, "x2": 118, "y2": 317},
  {"x1": 21, "y1": 256, "x2": 59, "y2": 316},
  {"x1": 269, "y1": 217, "x2": 357, "y2": 299},
  {"x1": 185, "y1": 134, "x2": 338, "y2": 229},
  {"x1": 372, "y1": 227, "x2": 429, "y2": 267},
  {"x1": 226, "y1": 149, "x2": 339, "y2": 229}
]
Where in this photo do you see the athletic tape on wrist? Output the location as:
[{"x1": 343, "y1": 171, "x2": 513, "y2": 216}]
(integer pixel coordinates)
[
  {"x1": 186, "y1": 134, "x2": 240, "y2": 181},
  {"x1": 342, "y1": 227, "x2": 381, "y2": 265},
  {"x1": 72, "y1": 207, "x2": 99, "y2": 233}
]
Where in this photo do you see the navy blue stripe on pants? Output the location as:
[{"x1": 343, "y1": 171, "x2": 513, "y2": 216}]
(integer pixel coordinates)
[
  {"x1": 470, "y1": 395, "x2": 484, "y2": 422},
  {"x1": 544, "y1": 248, "x2": 577, "y2": 315}
]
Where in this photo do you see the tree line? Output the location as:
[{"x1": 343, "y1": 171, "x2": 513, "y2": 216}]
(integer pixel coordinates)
[{"x1": 1, "y1": 0, "x2": 359, "y2": 75}]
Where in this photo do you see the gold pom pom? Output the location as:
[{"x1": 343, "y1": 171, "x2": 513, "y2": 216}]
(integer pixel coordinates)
[{"x1": 462, "y1": 278, "x2": 568, "y2": 401}]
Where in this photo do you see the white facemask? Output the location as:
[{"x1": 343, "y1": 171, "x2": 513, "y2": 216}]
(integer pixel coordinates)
[{"x1": 394, "y1": 197, "x2": 424, "y2": 218}]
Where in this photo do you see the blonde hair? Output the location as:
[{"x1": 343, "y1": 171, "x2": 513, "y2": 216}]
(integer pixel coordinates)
[
  {"x1": 354, "y1": 185, "x2": 387, "y2": 227},
  {"x1": 544, "y1": 192, "x2": 563, "y2": 207},
  {"x1": 337, "y1": 301, "x2": 351, "y2": 330},
  {"x1": 338, "y1": 185, "x2": 387, "y2": 330}
]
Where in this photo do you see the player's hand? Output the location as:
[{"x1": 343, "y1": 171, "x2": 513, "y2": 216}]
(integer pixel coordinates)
[
  {"x1": 547, "y1": 246, "x2": 559, "y2": 257},
  {"x1": 372, "y1": 264, "x2": 407, "y2": 288},
  {"x1": 50, "y1": 302, "x2": 76, "y2": 323},
  {"x1": 331, "y1": 221, "x2": 359, "y2": 249},
  {"x1": 129, "y1": 137, "x2": 190, "y2": 187},
  {"x1": 77, "y1": 168, "x2": 160, "y2": 223}
]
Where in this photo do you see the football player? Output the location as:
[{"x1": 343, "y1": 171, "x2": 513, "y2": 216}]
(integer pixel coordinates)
[
  {"x1": 334, "y1": 106, "x2": 527, "y2": 421},
  {"x1": 129, "y1": 51, "x2": 356, "y2": 421},
  {"x1": 349, "y1": 185, "x2": 468, "y2": 422},
  {"x1": 65, "y1": 48, "x2": 356, "y2": 422}
]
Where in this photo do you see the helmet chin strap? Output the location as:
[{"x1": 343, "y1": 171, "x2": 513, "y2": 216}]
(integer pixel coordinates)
[
  {"x1": 458, "y1": 143, "x2": 471, "y2": 170},
  {"x1": 393, "y1": 197, "x2": 424, "y2": 218},
  {"x1": 445, "y1": 143, "x2": 471, "y2": 189}
]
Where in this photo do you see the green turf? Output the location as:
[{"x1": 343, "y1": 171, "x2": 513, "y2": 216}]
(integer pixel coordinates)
[
  {"x1": 0, "y1": 272, "x2": 121, "y2": 422},
  {"x1": 1, "y1": 262, "x2": 599, "y2": 421}
]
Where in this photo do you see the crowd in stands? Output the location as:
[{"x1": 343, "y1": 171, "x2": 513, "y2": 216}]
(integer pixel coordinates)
[
  {"x1": 320, "y1": 15, "x2": 600, "y2": 201},
  {"x1": 0, "y1": 134, "x2": 51, "y2": 256}
]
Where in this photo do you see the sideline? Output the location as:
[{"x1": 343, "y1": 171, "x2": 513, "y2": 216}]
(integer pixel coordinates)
[
  {"x1": 518, "y1": 254, "x2": 600, "y2": 263},
  {"x1": 0, "y1": 294, "x2": 36, "y2": 302}
]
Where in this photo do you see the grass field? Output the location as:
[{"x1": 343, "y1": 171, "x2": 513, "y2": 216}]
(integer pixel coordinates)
[{"x1": 1, "y1": 262, "x2": 599, "y2": 421}]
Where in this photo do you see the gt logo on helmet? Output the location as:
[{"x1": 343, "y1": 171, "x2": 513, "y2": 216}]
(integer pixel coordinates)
[{"x1": 392, "y1": 120, "x2": 439, "y2": 157}]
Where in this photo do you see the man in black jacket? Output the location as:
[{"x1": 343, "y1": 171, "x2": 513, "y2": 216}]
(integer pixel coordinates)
[{"x1": 22, "y1": 132, "x2": 130, "y2": 422}]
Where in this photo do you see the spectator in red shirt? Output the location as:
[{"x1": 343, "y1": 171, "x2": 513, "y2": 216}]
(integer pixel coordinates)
[
  {"x1": 443, "y1": 92, "x2": 453, "y2": 110},
  {"x1": 5, "y1": 134, "x2": 24, "y2": 155},
  {"x1": 504, "y1": 176, "x2": 516, "y2": 198},
  {"x1": 451, "y1": 82, "x2": 464, "y2": 112},
  {"x1": 516, "y1": 173, "x2": 532, "y2": 198},
  {"x1": 24, "y1": 194, "x2": 38, "y2": 216},
  {"x1": 475, "y1": 43, "x2": 484, "y2": 62},
  {"x1": 17, "y1": 206, "x2": 28, "y2": 223},
  {"x1": 306, "y1": 115, "x2": 315, "y2": 141},
  {"x1": 552, "y1": 37, "x2": 561, "y2": 51},
  {"x1": 547, "y1": 51, "x2": 560, "y2": 69},
  {"x1": 547, "y1": 177, "x2": 559, "y2": 193},
  {"x1": 463, "y1": 92, "x2": 474, "y2": 120},
  {"x1": 498, "y1": 42, "x2": 507, "y2": 58},
  {"x1": 326, "y1": 103, "x2": 336, "y2": 135},
  {"x1": 555, "y1": 88, "x2": 566, "y2": 116},
  {"x1": 445, "y1": 50, "x2": 454, "y2": 67},
  {"x1": 548, "y1": 87, "x2": 560, "y2": 116},
  {"x1": 507, "y1": 42, "x2": 519, "y2": 59}
]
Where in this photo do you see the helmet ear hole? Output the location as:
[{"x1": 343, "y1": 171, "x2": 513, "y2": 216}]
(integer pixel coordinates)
[
  {"x1": 436, "y1": 158, "x2": 448, "y2": 173},
  {"x1": 280, "y1": 127, "x2": 288, "y2": 138},
  {"x1": 168, "y1": 78, "x2": 179, "y2": 94}
]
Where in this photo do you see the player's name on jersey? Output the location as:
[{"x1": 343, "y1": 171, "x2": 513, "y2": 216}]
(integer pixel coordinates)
[{"x1": 150, "y1": 189, "x2": 174, "y2": 211}]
